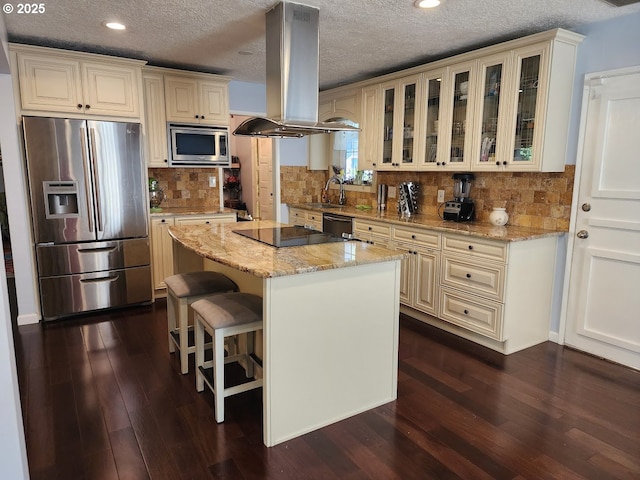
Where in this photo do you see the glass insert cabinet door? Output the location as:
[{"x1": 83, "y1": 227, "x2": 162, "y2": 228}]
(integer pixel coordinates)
[
  {"x1": 381, "y1": 86, "x2": 394, "y2": 167},
  {"x1": 421, "y1": 72, "x2": 443, "y2": 168},
  {"x1": 512, "y1": 54, "x2": 541, "y2": 164},
  {"x1": 444, "y1": 61, "x2": 475, "y2": 168},
  {"x1": 401, "y1": 81, "x2": 416, "y2": 166},
  {"x1": 472, "y1": 53, "x2": 510, "y2": 169}
]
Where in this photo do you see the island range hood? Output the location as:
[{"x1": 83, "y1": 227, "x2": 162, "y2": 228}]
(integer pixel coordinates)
[{"x1": 233, "y1": 1, "x2": 358, "y2": 138}]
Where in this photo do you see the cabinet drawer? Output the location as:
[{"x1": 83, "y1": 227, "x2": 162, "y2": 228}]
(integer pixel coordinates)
[
  {"x1": 354, "y1": 220, "x2": 390, "y2": 237},
  {"x1": 441, "y1": 254, "x2": 505, "y2": 301},
  {"x1": 439, "y1": 287, "x2": 503, "y2": 340},
  {"x1": 392, "y1": 226, "x2": 440, "y2": 248},
  {"x1": 174, "y1": 214, "x2": 236, "y2": 226},
  {"x1": 442, "y1": 234, "x2": 507, "y2": 262}
]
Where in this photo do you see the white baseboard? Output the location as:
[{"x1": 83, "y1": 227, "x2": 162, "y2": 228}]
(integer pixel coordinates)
[
  {"x1": 548, "y1": 331, "x2": 560, "y2": 344},
  {"x1": 17, "y1": 312, "x2": 40, "y2": 326}
]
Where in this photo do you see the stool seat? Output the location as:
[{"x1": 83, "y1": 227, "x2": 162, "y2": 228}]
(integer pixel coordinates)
[
  {"x1": 192, "y1": 292, "x2": 264, "y2": 423},
  {"x1": 165, "y1": 271, "x2": 238, "y2": 298},
  {"x1": 166, "y1": 271, "x2": 238, "y2": 374}
]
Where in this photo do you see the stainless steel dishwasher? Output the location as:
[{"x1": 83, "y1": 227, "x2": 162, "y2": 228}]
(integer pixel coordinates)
[{"x1": 322, "y1": 213, "x2": 355, "y2": 240}]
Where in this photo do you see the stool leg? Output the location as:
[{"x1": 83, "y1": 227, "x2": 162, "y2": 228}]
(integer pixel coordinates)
[
  {"x1": 167, "y1": 290, "x2": 176, "y2": 354},
  {"x1": 213, "y1": 331, "x2": 226, "y2": 423},
  {"x1": 245, "y1": 331, "x2": 255, "y2": 378},
  {"x1": 178, "y1": 298, "x2": 189, "y2": 374},
  {"x1": 195, "y1": 315, "x2": 205, "y2": 393}
]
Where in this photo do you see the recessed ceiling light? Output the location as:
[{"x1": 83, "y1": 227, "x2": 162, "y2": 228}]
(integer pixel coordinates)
[
  {"x1": 414, "y1": 0, "x2": 441, "y2": 8},
  {"x1": 105, "y1": 22, "x2": 126, "y2": 30}
]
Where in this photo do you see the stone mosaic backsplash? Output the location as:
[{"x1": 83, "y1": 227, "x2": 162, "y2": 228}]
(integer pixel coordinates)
[
  {"x1": 148, "y1": 168, "x2": 221, "y2": 210},
  {"x1": 281, "y1": 166, "x2": 575, "y2": 231},
  {"x1": 151, "y1": 165, "x2": 575, "y2": 231}
]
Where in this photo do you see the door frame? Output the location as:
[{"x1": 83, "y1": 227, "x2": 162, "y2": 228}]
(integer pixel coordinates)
[{"x1": 558, "y1": 64, "x2": 640, "y2": 345}]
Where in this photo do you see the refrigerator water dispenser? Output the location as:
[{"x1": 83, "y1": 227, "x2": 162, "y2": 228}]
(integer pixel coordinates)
[{"x1": 44, "y1": 181, "x2": 80, "y2": 218}]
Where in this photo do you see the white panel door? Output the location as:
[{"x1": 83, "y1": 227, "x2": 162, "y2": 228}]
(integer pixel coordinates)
[{"x1": 564, "y1": 67, "x2": 640, "y2": 370}]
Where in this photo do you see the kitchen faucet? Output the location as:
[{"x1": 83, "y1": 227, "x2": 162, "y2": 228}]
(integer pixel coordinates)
[{"x1": 322, "y1": 175, "x2": 346, "y2": 205}]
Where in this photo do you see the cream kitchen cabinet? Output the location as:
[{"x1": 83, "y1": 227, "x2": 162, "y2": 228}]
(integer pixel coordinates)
[
  {"x1": 470, "y1": 32, "x2": 583, "y2": 172},
  {"x1": 353, "y1": 218, "x2": 390, "y2": 247},
  {"x1": 319, "y1": 88, "x2": 361, "y2": 124},
  {"x1": 12, "y1": 45, "x2": 143, "y2": 118},
  {"x1": 142, "y1": 70, "x2": 169, "y2": 167},
  {"x1": 392, "y1": 225, "x2": 440, "y2": 316},
  {"x1": 288, "y1": 208, "x2": 322, "y2": 231},
  {"x1": 416, "y1": 69, "x2": 446, "y2": 170},
  {"x1": 150, "y1": 213, "x2": 236, "y2": 295},
  {"x1": 359, "y1": 85, "x2": 381, "y2": 171},
  {"x1": 377, "y1": 75, "x2": 421, "y2": 170},
  {"x1": 437, "y1": 232, "x2": 557, "y2": 353},
  {"x1": 164, "y1": 74, "x2": 230, "y2": 125}
]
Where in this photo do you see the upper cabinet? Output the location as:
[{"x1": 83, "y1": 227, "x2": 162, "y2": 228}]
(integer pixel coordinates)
[
  {"x1": 323, "y1": 28, "x2": 583, "y2": 173},
  {"x1": 12, "y1": 45, "x2": 144, "y2": 119},
  {"x1": 377, "y1": 75, "x2": 420, "y2": 170},
  {"x1": 319, "y1": 88, "x2": 361, "y2": 123},
  {"x1": 142, "y1": 70, "x2": 169, "y2": 168},
  {"x1": 164, "y1": 74, "x2": 230, "y2": 125}
]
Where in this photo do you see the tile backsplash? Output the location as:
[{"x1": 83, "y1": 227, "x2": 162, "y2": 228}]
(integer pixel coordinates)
[
  {"x1": 281, "y1": 166, "x2": 575, "y2": 231},
  {"x1": 152, "y1": 165, "x2": 575, "y2": 231},
  {"x1": 148, "y1": 168, "x2": 221, "y2": 209}
]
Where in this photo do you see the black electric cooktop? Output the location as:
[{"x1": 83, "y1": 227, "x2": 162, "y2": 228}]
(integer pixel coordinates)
[{"x1": 233, "y1": 226, "x2": 343, "y2": 248}]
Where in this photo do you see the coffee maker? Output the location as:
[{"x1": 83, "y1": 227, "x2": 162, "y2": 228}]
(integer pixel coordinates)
[{"x1": 443, "y1": 173, "x2": 475, "y2": 222}]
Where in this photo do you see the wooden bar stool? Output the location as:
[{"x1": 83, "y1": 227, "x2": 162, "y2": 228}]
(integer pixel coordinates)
[
  {"x1": 166, "y1": 271, "x2": 238, "y2": 374},
  {"x1": 192, "y1": 292, "x2": 263, "y2": 423}
]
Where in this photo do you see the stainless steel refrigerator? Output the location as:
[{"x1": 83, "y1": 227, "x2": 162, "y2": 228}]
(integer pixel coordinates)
[{"x1": 23, "y1": 116, "x2": 152, "y2": 321}]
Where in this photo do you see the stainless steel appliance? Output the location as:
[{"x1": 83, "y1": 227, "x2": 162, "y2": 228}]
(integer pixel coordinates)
[
  {"x1": 398, "y1": 182, "x2": 419, "y2": 217},
  {"x1": 443, "y1": 173, "x2": 475, "y2": 222},
  {"x1": 167, "y1": 123, "x2": 230, "y2": 167},
  {"x1": 377, "y1": 184, "x2": 388, "y2": 211},
  {"x1": 23, "y1": 116, "x2": 152, "y2": 320},
  {"x1": 322, "y1": 213, "x2": 354, "y2": 240}
]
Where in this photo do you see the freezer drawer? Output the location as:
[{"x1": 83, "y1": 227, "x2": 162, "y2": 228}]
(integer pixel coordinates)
[
  {"x1": 37, "y1": 238, "x2": 150, "y2": 277},
  {"x1": 39, "y1": 265, "x2": 152, "y2": 320}
]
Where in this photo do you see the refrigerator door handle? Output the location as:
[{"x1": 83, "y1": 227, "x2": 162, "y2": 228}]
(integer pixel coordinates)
[
  {"x1": 89, "y1": 128, "x2": 104, "y2": 233},
  {"x1": 79, "y1": 275, "x2": 120, "y2": 284},
  {"x1": 77, "y1": 246, "x2": 117, "y2": 253},
  {"x1": 80, "y1": 128, "x2": 94, "y2": 233}
]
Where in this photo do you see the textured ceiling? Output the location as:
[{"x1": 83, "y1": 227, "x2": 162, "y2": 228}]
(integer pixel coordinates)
[{"x1": 4, "y1": 0, "x2": 640, "y2": 89}]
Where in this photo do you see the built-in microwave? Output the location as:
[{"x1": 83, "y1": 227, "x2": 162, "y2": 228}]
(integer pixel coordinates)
[{"x1": 167, "y1": 123, "x2": 230, "y2": 167}]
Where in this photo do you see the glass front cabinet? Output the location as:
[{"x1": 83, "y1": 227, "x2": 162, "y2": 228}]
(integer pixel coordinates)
[
  {"x1": 439, "y1": 60, "x2": 476, "y2": 170},
  {"x1": 377, "y1": 75, "x2": 420, "y2": 170},
  {"x1": 417, "y1": 69, "x2": 444, "y2": 170}
]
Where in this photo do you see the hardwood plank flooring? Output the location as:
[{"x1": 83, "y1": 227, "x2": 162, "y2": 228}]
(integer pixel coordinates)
[{"x1": 13, "y1": 300, "x2": 640, "y2": 479}]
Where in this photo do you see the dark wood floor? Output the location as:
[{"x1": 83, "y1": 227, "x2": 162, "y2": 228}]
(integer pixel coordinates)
[{"x1": 13, "y1": 299, "x2": 640, "y2": 480}]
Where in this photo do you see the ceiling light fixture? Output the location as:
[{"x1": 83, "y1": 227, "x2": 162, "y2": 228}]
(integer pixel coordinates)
[
  {"x1": 105, "y1": 22, "x2": 126, "y2": 30},
  {"x1": 414, "y1": 0, "x2": 441, "y2": 8}
]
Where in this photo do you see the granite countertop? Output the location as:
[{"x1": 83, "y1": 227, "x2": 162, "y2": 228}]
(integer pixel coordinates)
[
  {"x1": 168, "y1": 220, "x2": 406, "y2": 279},
  {"x1": 289, "y1": 204, "x2": 565, "y2": 242},
  {"x1": 149, "y1": 207, "x2": 238, "y2": 217}
]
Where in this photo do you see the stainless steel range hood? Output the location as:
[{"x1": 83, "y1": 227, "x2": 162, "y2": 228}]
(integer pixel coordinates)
[{"x1": 233, "y1": 1, "x2": 358, "y2": 138}]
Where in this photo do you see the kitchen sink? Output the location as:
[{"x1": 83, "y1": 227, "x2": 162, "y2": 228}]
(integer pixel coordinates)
[{"x1": 305, "y1": 203, "x2": 343, "y2": 209}]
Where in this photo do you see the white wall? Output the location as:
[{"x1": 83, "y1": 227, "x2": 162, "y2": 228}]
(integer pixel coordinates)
[
  {"x1": 0, "y1": 13, "x2": 30, "y2": 480},
  {"x1": 228, "y1": 80, "x2": 267, "y2": 115}
]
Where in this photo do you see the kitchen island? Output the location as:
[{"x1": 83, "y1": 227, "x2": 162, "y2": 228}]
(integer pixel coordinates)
[{"x1": 169, "y1": 220, "x2": 405, "y2": 447}]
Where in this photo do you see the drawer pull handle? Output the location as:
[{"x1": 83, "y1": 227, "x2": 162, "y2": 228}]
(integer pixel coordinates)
[
  {"x1": 466, "y1": 273, "x2": 471, "y2": 278},
  {"x1": 463, "y1": 309, "x2": 469, "y2": 315},
  {"x1": 468, "y1": 245, "x2": 474, "y2": 250}
]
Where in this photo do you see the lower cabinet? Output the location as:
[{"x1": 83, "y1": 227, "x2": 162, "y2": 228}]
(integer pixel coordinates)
[
  {"x1": 150, "y1": 213, "x2": 236, "y2": 295},
  {"x1": 288, "y1": 208, "x2": 322, "y2": 231},
  {"x1": 353, "y1": 218, "x2": 390, "y2": 246}
]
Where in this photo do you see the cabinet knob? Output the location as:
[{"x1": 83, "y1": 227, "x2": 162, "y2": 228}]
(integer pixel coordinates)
[
  {"x1": 161, "y1": 219, "x2": 166, "y2": 223},
  {"x1": 85, "y1": 104, "x2": 90, "y2": 110},
  {"x1": 77, "y1": 104, "x2": 83, "y2": 109},
  {"x1": 164, "y1": 159, "x2": 168, "y2": 163},
  {"x1": 205, "y1": 221, "x2": 210, "y2": 224},
  {"x1": 201, "y1": 115, "x2": 205, "y2": 119},
  {"x1": 502, "y1": 161, "x2": 507, "y2": 165},
  {"x1": 436, "y1": 162, "x2": 441, "y2": 166},
  {"x1": 466, "y1": 273, "x2": 471, "y2": 278},
  {"x1": 468, "y1": 245, "x2": 473, "y2": 250},
  {"x1": 496, "y1": 161, "x2": 500, "y2": 166},
  {"x1": 368, "y1": 226, "x2": 372, "y2": 231},
  {"x1": 411, "y1": 234, "x2": 416, "y2": 239},
  {"x1": 463, "y1": 309, "x2": 469, "y2": 315}
]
